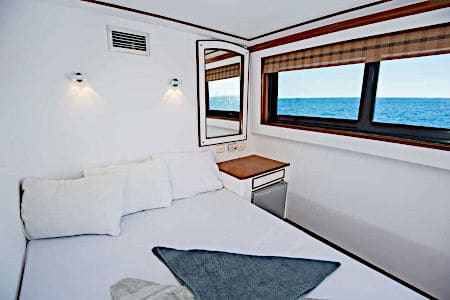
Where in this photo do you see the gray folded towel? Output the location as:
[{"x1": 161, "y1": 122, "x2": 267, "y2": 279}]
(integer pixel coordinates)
[{"x1": 152, "y1": 247, "x2": 339, "y2": 300}]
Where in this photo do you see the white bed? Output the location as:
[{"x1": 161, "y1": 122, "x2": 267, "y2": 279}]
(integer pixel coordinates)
[{"x1": 20, "y1": 189, "x2": 424, "y2": 299}]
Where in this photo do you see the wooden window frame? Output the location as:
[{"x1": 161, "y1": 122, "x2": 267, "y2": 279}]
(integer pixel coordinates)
[{"x1": 261, "y1": 59, "x2": 450, "y2": 151}]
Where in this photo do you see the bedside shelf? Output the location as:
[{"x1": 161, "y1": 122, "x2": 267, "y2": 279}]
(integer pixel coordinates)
[
  {"x1": 217, "y1": 155, "x2": 290, "y2": 179},
  {"x1": 218, "y1": 155, "x2": 290, "y2": 218}
]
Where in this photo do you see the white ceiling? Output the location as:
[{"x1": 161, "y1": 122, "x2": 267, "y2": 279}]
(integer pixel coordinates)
[{"x1": 102, "y1": 0, "x2": 385, "y2": 39}]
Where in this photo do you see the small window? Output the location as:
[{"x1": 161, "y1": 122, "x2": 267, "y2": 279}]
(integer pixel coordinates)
[
  {"x1": 373, "y1": 54, "x2": 450, "y2": 129},
  {"x1": 277, "y1": 64, "x2": 364, "y2": 120},
  {"x1": 207, "y1": 77, "x2": 240, "y2": 112}
]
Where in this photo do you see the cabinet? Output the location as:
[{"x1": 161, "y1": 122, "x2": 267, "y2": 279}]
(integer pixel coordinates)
[{"x1": 217, "y1": 155, "x2": 289, "y2": 218}]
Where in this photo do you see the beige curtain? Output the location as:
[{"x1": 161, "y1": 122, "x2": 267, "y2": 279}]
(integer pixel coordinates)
[
  {"x1": 206, "y1": 63, "x2": 240, "y2": 81},
  {"x1": 262, "y1": 23, "x2": 450, "y2": 73}
]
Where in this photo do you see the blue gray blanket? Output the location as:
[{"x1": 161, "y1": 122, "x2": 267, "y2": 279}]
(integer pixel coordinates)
[{"x1": 152, "y1": 247, "x2": 340, "y2": 300}]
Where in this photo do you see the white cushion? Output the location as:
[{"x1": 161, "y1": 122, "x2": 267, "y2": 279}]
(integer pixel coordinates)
[
  {"x1": 21, "y1": 174, "x2": 125, "y2": 240},
  {"x1": 157, "y1": 150, "x2": 223, "y2": 199},
  {"x1": 84, "y1": 159, "x2": 172, "y2": 215}
]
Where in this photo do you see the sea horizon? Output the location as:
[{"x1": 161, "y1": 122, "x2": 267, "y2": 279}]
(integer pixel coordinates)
[{"x1": 209, "y1": 96, "x2": 450, "y2": 129}]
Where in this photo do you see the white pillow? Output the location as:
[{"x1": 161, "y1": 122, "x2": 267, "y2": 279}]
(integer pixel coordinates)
[
  {"x1": 157, "y1": 150, "x2": 223, "y2": 199},
  {"x1": 21, "y1": 174, "x2": 125, "y2": 240},
  {"x1": 83, "y1": 159, "x2": 172, "y2": 215}
]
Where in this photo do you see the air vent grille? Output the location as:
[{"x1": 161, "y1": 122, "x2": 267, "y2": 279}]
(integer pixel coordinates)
[{"x1": 107, "y1": 26, "x2": 150, "y2": 56}]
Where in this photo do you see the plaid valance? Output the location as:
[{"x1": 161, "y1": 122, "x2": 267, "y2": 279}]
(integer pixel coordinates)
[
  {"x1": 206, "y1": 63, "x2": 241, "y2": 81},
  {"x1": 262, "y1": 23, "x2": 450, "y2": 74}
]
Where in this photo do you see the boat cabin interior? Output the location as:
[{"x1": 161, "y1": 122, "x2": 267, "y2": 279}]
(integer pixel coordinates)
[{"x1": 1, "y1": 0, "x2": 449, "y2": 299}]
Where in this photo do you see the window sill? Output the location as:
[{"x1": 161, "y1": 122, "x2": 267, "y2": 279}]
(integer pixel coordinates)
[{"x1": 252, "y1": 123, "x2": 450, "y2": 171}]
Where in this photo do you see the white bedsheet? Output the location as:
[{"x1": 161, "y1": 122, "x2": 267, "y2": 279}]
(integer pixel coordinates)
[{"x1": 20, "y1": 189, "x2": 424, "y2": 300}]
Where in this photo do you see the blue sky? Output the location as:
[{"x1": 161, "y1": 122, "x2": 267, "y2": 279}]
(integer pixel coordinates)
[
  {"x1": 208, "y1": 77, "x2": 240, "y2": 97},
  {"x1": 278, "y1": 54, "x2": 450, "y2": 98}
]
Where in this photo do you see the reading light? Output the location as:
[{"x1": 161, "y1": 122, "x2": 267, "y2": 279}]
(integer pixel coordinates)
[
  {"x1": 70, "y1": 72, "x2": 86, "y2": 83},
  {"x1": 169, "y1": 78, "x2": 181, "y2": 87}
]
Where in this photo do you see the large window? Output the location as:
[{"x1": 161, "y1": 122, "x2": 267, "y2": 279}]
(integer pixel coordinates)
[
  {"x1": 373, "y1": 54, "x2": 450, "y2": 129},
  {"x1": 277, "y1": 64, "x2": 364, "y2": 120},
  {"x1": 261, "y1": 24, "x2": 450, "y2": 150}
]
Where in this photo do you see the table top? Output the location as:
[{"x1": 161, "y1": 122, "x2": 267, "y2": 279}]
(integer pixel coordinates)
[{"x1": 217, "y1": 154, "x2": 290, "y2": 180}]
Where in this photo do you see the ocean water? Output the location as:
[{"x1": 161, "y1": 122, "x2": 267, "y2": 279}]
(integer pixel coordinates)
[
  {"x1": 278, "y1": 97, "x2": 450, "y2": 129},
  {"x1": 209, "y1": 96, "x2": 450, "y2": 129},
  {"x1": 278, "y1": 97, "x2": 360, "y2": 120},
  {"x1": 209, "y1": 95, "x2": 240, "y2": 111}
]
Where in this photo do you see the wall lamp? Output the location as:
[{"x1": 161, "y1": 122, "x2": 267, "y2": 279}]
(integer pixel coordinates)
[
  {"x1": 70, "y1": 72, "x2": 87, "y2": 83},
  {"x1": 169, "y1": 78, "x2": 181, "y2": 87}
]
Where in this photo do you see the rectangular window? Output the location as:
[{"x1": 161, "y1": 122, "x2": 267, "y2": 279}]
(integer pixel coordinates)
[
  {"x1": 277, "y1": 64, "x2": 364, "y2": 120},
  {"x1": 261, "y1": 24, "x2": 450, "y2": 150},
  {"x1": 373, "y1": 54, "x2": 450, "y2": 129}
]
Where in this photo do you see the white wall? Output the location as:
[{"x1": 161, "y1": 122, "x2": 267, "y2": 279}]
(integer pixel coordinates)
[
  {"x1": 249, "y1": 10, "x2": 450, "y2": 299},
  {"x1": 2, "y1": 0, "x2": 447, "y2": 298},
  {"x1": 0, "y1": 1, "x2": 253, "y2": 298}
]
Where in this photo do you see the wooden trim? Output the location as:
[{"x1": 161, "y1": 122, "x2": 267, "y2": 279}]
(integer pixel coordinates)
[
  {"x1": 206, "y1": 110, "x2": 240, "y2": 120},
  {"x1": 260, "y1": 74, "x2": 270, "y2": 123},
  {"x1": 284, "y1": 219, "x2": 437, "y2": 300},
  {"x1": 81, "y1": 0, "x2": 448, "y2": 51},
  {"x1": 261, "y1": 59, "x2": 449, "y2": 151},
  {"x1": 81, "y1": 0, "x2": 249, "y2": 41},
  {"x1": 206, "y1": 115, "x2": 239, "y2": 121},
  {"x1": 250, "y1": 0, "x2": 387, "y2": 40},
  {"x1": 205, "y1": 49, "x2": 219, "y2": 55},
  {"x1": 205, "y1": 132, "x2": 242, "y2": 140},
  {"x1": 218, "y1": 154, "x2": 290, "y2": 180},
  {"x1": 263, "y1": 122, "x2": 450, "y2": 151},
  {"x1": 82, "y1": 0, "x2": 389, "y2": 42},
  {"x1": 205, "y1": 52, "x2": 239, "y2": 64},
  {"x1": 249, "y1": 0, "x2": 450, "y2": 52}
]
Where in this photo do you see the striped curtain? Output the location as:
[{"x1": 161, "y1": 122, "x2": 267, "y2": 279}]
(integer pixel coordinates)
[
  {"x1": 206, "y1": 63, "x2": 241, "y2": 81},
  {"x1": 262, "y1": 23, "x2": 450, "y2": 74}
]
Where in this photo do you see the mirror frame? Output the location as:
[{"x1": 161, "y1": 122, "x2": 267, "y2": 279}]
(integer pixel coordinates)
[{"x1": 197, "y1": 40, "x2": 249, "y2": 146}]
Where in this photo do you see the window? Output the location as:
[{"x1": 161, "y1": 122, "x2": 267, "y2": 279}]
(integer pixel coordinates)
[
  {"x1": 261, "y1": 24, "x2": 450, "y2": 150},
  {"x1": 277, "y1": 64, "x2": 364, "y2": 120},
  {"x1": 373, "y1": 54, "x2": 450, "y2": 129}
]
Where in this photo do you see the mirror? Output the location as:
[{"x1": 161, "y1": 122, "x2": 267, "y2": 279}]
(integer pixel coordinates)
[{"x1": 197, "y1": 41, "x2": 249, "y2": 146}]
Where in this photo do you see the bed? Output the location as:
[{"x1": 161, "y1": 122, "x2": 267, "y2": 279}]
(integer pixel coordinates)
[{"x1": 20, "y1": 188, "x2": 424, "y2": 299}]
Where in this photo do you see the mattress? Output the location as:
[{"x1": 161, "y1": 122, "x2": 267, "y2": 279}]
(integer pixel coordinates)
[{"x1": 20, "y1": 189, "x2": 424, "y2": 299}]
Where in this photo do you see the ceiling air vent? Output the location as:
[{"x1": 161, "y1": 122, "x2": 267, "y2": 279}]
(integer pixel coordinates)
[{"x1": 107, "y1": 26, "x2": 150, "y2": 56}]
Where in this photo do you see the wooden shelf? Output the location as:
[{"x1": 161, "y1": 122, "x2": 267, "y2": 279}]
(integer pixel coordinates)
[{"x1": 217, "y1": 155, "x2": 290, "y2": 180}]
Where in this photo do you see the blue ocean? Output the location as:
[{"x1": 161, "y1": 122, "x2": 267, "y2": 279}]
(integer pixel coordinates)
[
  {"x1": 209, "y1": 96, "x2": 450, "y2": 129},
  {"x1": 278, "y1": 97, "x2": 450, "y2": 129},
  {"x1": 209, "y1": 95, "x2": 240, "y2": 111}
]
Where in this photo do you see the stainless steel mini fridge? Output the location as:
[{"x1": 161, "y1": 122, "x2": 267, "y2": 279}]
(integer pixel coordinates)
[{"x1": 251, "y1": 181, "x2": 287, "y2": 218}]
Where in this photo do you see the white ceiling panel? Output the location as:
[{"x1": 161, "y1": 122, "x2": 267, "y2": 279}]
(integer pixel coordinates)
[{"x1": 101, "y1": 0, "x2": 384, "y2": 39}]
